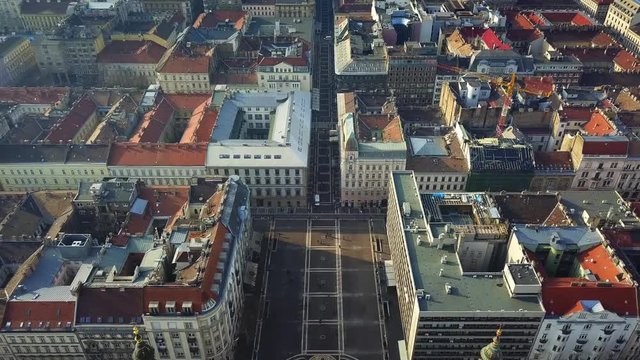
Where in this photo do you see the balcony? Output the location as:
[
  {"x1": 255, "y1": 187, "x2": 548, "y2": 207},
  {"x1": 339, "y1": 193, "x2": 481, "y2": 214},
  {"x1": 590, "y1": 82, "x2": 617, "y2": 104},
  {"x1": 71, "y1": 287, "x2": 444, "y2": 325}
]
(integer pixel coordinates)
[{"x1": 603, "y1": 328, "x2": 615, "y2": 335}]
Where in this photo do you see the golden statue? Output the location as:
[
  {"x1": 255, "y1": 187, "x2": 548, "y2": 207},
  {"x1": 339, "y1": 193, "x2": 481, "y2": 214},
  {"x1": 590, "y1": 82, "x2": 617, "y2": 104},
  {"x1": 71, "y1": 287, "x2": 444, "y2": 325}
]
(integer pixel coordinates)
[
  {"x1": 132, "y1": 326, "x2": 155, "y2": 360},
  {"x1": 480, "y1": 326, "x2": 503, "y2": 360}
]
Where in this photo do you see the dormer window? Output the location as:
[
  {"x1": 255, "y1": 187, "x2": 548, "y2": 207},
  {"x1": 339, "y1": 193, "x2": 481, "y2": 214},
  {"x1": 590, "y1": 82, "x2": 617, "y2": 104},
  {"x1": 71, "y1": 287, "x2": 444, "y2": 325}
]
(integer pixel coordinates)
[
  {"x1": 166, "y1": 301, "x2": 176, "y2": 314},
  {"x1": 149, "y1": 301, "x2": 159, "y2": 315},
  {"x1": 182, "y1": 301, "x2": 193, "y2": 315}
]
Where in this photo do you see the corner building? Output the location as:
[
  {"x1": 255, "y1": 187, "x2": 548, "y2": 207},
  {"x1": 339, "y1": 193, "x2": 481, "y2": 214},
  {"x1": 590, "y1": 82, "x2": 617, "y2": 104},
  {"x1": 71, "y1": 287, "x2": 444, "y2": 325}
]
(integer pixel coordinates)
[{"x1": 387, "y1": 171, "x2": 544, "y2": 359}]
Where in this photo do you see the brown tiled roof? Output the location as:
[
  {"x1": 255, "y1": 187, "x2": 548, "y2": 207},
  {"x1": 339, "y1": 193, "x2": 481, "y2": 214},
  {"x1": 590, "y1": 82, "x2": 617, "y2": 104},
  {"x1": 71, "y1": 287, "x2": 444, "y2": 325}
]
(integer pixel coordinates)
[
  {"x1": 358, "y1": 114, "x2": 403, "y2": 142},
  {"x1": 493, "y1": 193, "x2": 559, "y2": 224},
  {"x1": 123, "y1": 185, "x2": 189, "y2": 235},
  {"x1": 534, "y1": 151, "x2": 573, "y2": 169},
  {"x1": 613, "y1": 50, "x2": 640, "y2": 72},
  {"x1": 522, "y1": 76, "x2": 554, "y2": 96},
  {"x1": 562, "y1": 47, "x2": 620, "y2": 64},
  {"x1": 97, "y1": 41, "x2": 166, "y2": 64},
  {"x1": 180, "y1": 101, "x2": 218, "y2": 143},
  {"x1": 76, "y1": 287, "x2": 144, "y2": 325},
  {"x1": 130, "y1": 99, "x2": 175, "y2": 143},
  {"x1": 163, "y1": 93, "x2": 211, "y2": 111},
  {"x1": 405, "y1": 134, "x2": 468, "y2": 173},
  {"x1": 158, "y1": 46, "x2": 212, "y2": 74},
  {"x1": 542, "y1": 203, "x2": 574, "y2": 226},
  {"x1": 0, "y1": 87, "x2": 69, "y2": 105},
  {"x1": 210, "y1": 72, "x2": 257, "y2": 85},
  {"x1": 2, "y1": 301, "x2": 75, "y2": 330},
  {"x1": 45, "y1": 95, "x2": 97, "y2": 143},
  {"x1": 20, "y1": 0, "x2": 72, "y2": 15},
  {"x1": 559, "y1": 106, "x2": 592, "y2": 122},
  {"x1": 591, "y1": 32, "x2": 617, "y2": 47},
  {"x1": 108, "y1": 142, "x2": 208, "y2": 166},
  {"x1": 193, "y1": 10, "x2": 248, "y2": 31},
  {"x1": 144, "y1": 223, "x2": 229, "y2": 314}
]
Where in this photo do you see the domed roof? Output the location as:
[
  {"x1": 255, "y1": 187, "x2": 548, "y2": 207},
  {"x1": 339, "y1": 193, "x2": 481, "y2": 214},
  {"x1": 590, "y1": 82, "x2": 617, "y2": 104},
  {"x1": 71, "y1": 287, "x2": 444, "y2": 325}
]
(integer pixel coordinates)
[
  {"x1": 480, "y1": 328, "x2": 503, "y2": 360},
  {"x1": 132, "y1": 326, "x2": 156, "y2": 360}
]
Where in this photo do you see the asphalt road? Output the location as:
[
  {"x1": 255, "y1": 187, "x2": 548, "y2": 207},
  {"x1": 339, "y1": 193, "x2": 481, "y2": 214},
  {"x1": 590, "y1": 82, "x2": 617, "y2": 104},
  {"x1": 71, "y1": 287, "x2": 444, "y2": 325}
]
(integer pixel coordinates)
[{"x1": 252, "y1": 217, "x2": 389, "y2": 360}]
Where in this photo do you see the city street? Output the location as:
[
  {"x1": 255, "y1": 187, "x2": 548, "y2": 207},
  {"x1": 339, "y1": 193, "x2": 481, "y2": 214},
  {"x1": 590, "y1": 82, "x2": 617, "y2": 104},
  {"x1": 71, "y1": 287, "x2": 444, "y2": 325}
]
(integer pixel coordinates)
[{"x1": 252, "y1": 217, "x2": 391, "y2": 360}]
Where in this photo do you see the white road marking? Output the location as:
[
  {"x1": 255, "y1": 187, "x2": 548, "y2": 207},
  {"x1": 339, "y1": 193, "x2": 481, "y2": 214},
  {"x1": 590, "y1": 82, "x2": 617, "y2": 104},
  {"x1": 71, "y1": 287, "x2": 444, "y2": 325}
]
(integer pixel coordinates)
[
  {"x1": 369, "y1": 219, "x2": 389, "y2": 359},
  {"x1": 336, "y1": 219, "x2": 345, "y2": 353}
]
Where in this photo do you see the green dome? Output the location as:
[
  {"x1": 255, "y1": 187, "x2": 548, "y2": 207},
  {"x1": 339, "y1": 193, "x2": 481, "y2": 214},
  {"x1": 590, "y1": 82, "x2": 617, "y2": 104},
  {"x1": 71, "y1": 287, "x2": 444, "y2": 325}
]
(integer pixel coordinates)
[
  {"x1": 132, "y1": 326, "x2": 155, "y2": 360},
  {"x1": 480, "y1": 337, "x2": 502, "y2": 360},
  {"x1": 480, "y1": 328, "x2": 503, "y2": 360}
]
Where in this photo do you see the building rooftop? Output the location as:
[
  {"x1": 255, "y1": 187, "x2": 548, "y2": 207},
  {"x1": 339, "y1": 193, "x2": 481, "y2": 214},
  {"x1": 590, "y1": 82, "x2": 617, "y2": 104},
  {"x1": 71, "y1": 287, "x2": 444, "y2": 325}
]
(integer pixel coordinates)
[
  {"x1": 76, "y1": 287, "x2": 144, "y2": 325},
  {"x1": 97, "y1": 41, "x2": 167, "y2": 64},
  {"x1": 45, "y1": 95, "x2": 97, "y2": 143},
  {"x1": 158, "y1": 44, "x2": 213, "y2": 74},
  {"x1": 613, "y1": 50, "x2": 640, "y2": 72},
  {"x1": 193, "y1": 10, "x2": 248, "y2": 31},
  {"x1": 163, "y1": 93, "x2": 211, "y2": 112},
  {"x1": 20, "y1": 0, "x2": 73, "y2": 15},
  {"x1": 0, "y1": 144, "x2": 110, "y2": 164},
  {"x1": 558, "y1": 191, "x2": 640, "y2": 227},
  {"x1": 206, "y1": 90, "x2": 311, "y2": 168},
  {"x1": 533, "y1": 151, "x2": 574, "y2": 171},
  {"x1": 510, "y1": 226, "x2": 639, "y2": 317},
  {"x1": 582, "y1": 111, "x2": 616, "y2": 136},
  {"x1": 108, "y1": 143, "x2": 208, "y2": 167},
  {"x1": 0, "y1": 191, "x2": 75, "y2": 239},
  {"x1": 180, "y1": 101, "x2": 218, "y2": 143},
  {"x1": 493, "y1": 193, "x2": 559, "y2": 224},
  {"x1": 0, "y1": 87, "x2": 69, "y2": 106},
  {"x1": 406, "y1": 132, "x2": 468, "y2": 173},
  {"x1": 130, "y1": 99, "x2": 175, "y2": 143},
  {"x1": 390, "y1": 171, "x2": 543, "y2": 313}
]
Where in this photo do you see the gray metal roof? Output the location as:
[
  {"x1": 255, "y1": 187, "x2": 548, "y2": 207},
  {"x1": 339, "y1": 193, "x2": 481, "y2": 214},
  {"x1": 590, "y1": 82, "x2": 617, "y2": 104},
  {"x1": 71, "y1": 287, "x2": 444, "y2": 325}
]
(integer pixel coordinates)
[{"x1": 0, "y1": 144, "x2": 110, "y2": 164}]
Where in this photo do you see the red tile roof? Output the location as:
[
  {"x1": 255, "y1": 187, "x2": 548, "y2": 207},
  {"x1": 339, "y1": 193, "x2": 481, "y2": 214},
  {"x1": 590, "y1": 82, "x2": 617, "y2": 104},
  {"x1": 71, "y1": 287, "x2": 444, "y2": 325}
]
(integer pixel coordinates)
[
  {"x1": 193, "y1": 10, "x2": 248, "y2": 31},
  {"x1": 591, "y1": 32, "x2": 617, "y2": 47},
  {"x1": 158, "y1": 46, "x2": 212, "y2": 74},
  {"x1": 505, "y1": 28, "x2": 543, "y2": 42},
  {"x1": 0, "y1": 87, "x2": 69, "y2": 105},
  {"x1": 143, "y1": 223, "x2": 229, "y2": 314},
  {"x1": 563, "y1": 47, "x2": 620, "y2": 64},
  {"x1": 123, "y1": 185, "x2": 189, "y2": 234},
  {"x1": 540, "y1": 11, "x2": 594, "y2": 26},
  {"x1": 582, "y1": 137, "x2": 629, "y2": 155},
  {"x1": 613, "y1": 49, "x2": 640, "y2": 72},
  {"x1": 97, "y1": 41, "x2": 166, "y2": 64},
  {"x1": 2, "y1": 301, "x2": 75, "y2": 330},
  {"x1": 20, "y1": 0, "x2": 72, "y2": 15},
  {"x1": 108, "y1": 142, "x2": 208, "y2": 166},
  {"x1": 180, "y1": 100, "x2": 218, "y2": 143},
  {"x1": 358, "y1": 114, "x2": 404, "y2": 142},
  {"x1": 258, "y1": 56, "x2": 309, "y2": 67},
  {"x1": 577, "y1": 244, "x2": 626, "y2": 283},
  {"x1": 523, "y1": 76, "x2": 554, "y2": 96},
  {"x1": 130, "y1": 99, "x2": 175, "y2": 143},
  {"x1": 534, "y1": 151, "x2": 573, "y2": 169},
  {"x1": 163, "y1": 93, "x2": 211, "y2": 112},
  {"x1": 45, "y1": 95, "x2": 97, "y2": 143},
  {"x1": 480, "y1": 29, "x2": 511, "y2": 50},
  {"x1": 511, "y1": 13, "x2": 536, "y2": 30},
  {"x1": 582, "y1": 111, "x2": 615, "y2": 136},
  {"x1": 560, "y1": 106, "x2": 592, "y2": 122},
  {"x1": 76, "y1": 287, "x2": 144, "y2": 325}
]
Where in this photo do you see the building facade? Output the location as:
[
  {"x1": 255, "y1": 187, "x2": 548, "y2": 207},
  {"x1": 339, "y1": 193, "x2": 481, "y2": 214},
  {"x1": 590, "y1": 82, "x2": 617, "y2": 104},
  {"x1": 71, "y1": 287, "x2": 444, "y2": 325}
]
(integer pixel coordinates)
[
  {"x1": 0, "y1": 37, "x2": 37, "y2": 87},
  {"x1": 256, "y1": 57, "x2": 312, "y2": 92},
  {"x1": 605, "y1": 0, "x2": 640, "y2": 36},
  {"x1": 338, "y1": 92, "x2": 406, "y2": 207},
  {"x1": 577, "y1": 0, "x2": 613, "y2": 22},
  {"x1": 205, "y1": 90, "x2": 311, "y2": 209},
  {"x1": 0, "y1": 144, "x2": 110, "y2": 192}
]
